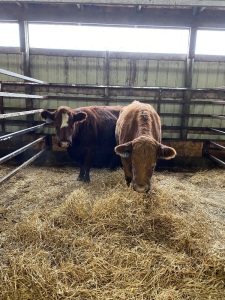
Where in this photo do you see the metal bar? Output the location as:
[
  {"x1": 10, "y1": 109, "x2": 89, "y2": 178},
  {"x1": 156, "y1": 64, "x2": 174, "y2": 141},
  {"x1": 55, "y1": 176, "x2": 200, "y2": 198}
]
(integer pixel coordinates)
[
  {"x1": 210, "y1": 128, "x2": 225, "y2": 135},
  {"x1": 180, "y1": 90, "x2": 192, "y2": 139},
  {"x1": 0, "y1": 68, "x2": 46, "y2": 84},
  {"x1": 0, "y1": 137, "x2": 45, "y2": 164},
  {"x1": 0, "y1": 149, "x2": 46, "y2": 185},
  {"x1": 0, "y1": 109, "x2": 43, "y2": 119},
  {"x1": 2, "y1": 81, "x2": 225, "y2": 93},
  {"x1": 0, "y1": 82, "x2": 5, "y2": 132},
  {"x1": 19, "y1": 20, "x2": 31, "y2": 77},
  {"x1": 208, "y1": 155, "x2": 225, "y2": 168},
  {"x1": 0, "y1": 92, "x2": 44, "y2": 98},
  {"x1": 211, "y1": 115, "x2": 225, "y2": 120},
  {"x1": 0, "y1": 124, "x2": 46, "y2": 141},
  {"x1": 209, "y1": 141, "x2": 225, "y2": 151}
]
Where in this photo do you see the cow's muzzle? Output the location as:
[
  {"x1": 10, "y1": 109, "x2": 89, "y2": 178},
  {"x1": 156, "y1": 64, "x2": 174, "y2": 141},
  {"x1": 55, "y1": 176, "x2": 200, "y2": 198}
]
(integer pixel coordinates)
[
  {"x1": 132, "y1": 183, "x2": 150, "y2": 193},
  {"x1": 59, "y1": 140, "x2": 71, "y2": 148}
]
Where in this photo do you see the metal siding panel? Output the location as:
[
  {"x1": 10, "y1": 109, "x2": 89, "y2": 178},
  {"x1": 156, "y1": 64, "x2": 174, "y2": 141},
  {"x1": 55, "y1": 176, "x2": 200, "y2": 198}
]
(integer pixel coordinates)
[
  {"x1": 188, "y1": 102, "x2": 225, "y2": 140},
  {"x1": 193, "y1": 61, "x2": 225, "y2": 88},
  {"x1": 148, "y1": 60, "x2": 159, "y2": 86},
  {"x1": 155, "y1": 60, "x2": 168, "y2": 86},
  {"x1": 31, "y1": 55, "x2": 50, "y2": 82},
  {"x1": 109, "y1": 58, "x2": 130, "y2": 86},
  {"x1": 0, "y1": 54, "x2": 22, "y2": 82},
  {"x1": 4, "y1": 97, "x2": 26, "y2": 109},
  {"x1": 216, "y1": 62, "x2": 225, "y2": 88},
  {"x1": 74, "y1": 57, "x2": 86, "y2": 85},
  {"x1": 160, "y1": 103, "x2": 182, "y2": 114},
  {"x1": 154, "y1": 60, "x2": 185, "y2": 87},
  {"x1": 161, "y1": 115, "x2": 181, "y2": 127},
  {"x1": 162, "y1": 132, "x2": 180, "y2": 139}
]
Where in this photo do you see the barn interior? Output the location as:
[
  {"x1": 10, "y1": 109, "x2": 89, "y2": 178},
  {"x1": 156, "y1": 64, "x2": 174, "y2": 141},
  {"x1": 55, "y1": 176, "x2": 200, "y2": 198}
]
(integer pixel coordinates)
[
  {"x1": 0, "y1": 0, "x2": 225, "y2": 171},
  {"x1": 0, "y1": 1, "x2": 225, "y2": 300}
]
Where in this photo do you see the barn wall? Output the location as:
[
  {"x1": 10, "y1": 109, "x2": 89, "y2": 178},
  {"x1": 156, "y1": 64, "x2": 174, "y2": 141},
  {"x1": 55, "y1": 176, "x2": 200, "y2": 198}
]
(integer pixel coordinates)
[
  {"x1": 0, "y1": 54, "x2": 22, "y2": 81},
  {"x1": 193, "y1": 62, "x2": 225, "y2": 89},
  {"x1": 1, "y1": 52, "x2": 225, "y2": 143},
  {"x1": 31, "y1": 55, "x2": 105, "y2": 85}
]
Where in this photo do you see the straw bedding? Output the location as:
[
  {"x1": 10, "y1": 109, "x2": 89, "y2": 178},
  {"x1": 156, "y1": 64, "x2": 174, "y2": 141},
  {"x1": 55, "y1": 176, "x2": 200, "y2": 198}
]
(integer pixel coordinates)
[{"x1": 0, "y1": 165, "x2": 224, "y2": 300}]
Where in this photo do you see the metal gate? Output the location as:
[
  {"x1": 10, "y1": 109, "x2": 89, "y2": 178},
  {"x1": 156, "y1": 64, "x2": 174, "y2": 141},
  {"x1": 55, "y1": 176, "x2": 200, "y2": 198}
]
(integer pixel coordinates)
[
  {"x1": 0, "y1": 68, "x2": 47, "y2": 184},
  {"x1": 204, "y1": 118, "x2": 225, "y2": 168}
]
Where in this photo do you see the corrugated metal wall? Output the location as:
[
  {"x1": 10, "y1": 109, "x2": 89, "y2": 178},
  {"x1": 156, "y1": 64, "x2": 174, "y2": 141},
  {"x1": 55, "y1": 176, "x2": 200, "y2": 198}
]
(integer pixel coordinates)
[
  {"x1": 1, "y1": 52, "x2": 225, "y2": 140},
  {"x1": 30, "y1": 55, "x2": 186, "y2": 87},
  {"x1": 31, "y1": 56, "x2": 105, "y2": 85},
  {"x1": 0, "y1": 54, "x2": 22, "y2": 81},
  {"x1": 193, "y1": 62, "x2": 225, "y2": 88}
]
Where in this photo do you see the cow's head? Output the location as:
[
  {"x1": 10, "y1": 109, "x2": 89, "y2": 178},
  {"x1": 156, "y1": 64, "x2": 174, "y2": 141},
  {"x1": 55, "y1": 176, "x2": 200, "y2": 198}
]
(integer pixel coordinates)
[
  {"x1": 115, "y1": 136, "x2": 176, "y2": 193},
  {"x1": 41, "y1": 106, "x2": 87, "y2": 147}
]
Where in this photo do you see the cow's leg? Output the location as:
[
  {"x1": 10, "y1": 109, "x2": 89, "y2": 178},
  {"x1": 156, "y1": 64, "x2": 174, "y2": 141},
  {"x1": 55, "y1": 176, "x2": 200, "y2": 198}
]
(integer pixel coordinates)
[
  {"x1": 83, "y1": 149, "x2": 93, "y2": 183},
  {"x1": 77, "y1": 165, "x2": 85, "y2": 181},
  {"x1": 121, "y1": 158, "x2": 132, "y2": 186},
  {"x1": 125, "y1": 177, "x2": 132, "y2": 186}
]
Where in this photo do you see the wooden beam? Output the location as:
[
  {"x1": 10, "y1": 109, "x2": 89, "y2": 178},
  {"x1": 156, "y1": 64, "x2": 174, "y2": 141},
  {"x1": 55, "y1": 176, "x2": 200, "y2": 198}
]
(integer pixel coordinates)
[
  {"x1": 1, "y1": 3, "x2": 225, "y2": 28},
  {"x1": 0, "y1": 1, "x2": 225, "y2": 8}
]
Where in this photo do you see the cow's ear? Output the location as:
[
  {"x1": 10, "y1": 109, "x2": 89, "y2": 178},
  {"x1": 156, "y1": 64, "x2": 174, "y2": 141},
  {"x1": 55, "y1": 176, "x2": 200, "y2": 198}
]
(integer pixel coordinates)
[
  {"x1": 159, "y1": 144, "x2": 177, "y2": 160},
  {"x1": 40, "y1": 110, "x2": 55, "y2": 122},
  {"x1": 72, "y1": 112, "x2": 87, "y2": 123},
  {"x1": 115, "y1": 142, "x2": 132, "y2": 158}
]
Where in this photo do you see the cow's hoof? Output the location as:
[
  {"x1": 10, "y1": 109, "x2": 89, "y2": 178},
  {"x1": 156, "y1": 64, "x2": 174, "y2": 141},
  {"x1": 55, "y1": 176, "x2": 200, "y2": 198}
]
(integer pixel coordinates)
[
  {"x1": 84, "y1": 178, "x2": 90, "y2": 183},
  {"x1": 125, "y1": 178, "x2": 131, "y2": 186},
  {"x1": 77, "y1": 177, "x2": 84, "y2": 181}
]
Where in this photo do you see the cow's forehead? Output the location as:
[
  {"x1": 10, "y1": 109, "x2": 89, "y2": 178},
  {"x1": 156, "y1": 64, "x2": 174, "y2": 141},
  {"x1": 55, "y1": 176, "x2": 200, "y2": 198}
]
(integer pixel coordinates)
[
  {"x1": 132, "y1": 137, "x2": 159, "y2": 158},
  {"x1": 60, "y1": 113, "x2": 69, "y2": 128},
  {"x1": 55, "y1": 110, "x2": 71, "y2": 127}
]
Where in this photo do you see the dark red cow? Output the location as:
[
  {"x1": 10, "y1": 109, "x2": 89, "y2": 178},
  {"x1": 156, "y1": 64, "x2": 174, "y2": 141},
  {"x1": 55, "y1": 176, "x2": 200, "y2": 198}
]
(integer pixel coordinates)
[
  {"x1": 41, "y1": 105, "x2": 122, "y2": 182},
  {"x1": 115, "y1": 101, "x2": 176, "y2": 193}
]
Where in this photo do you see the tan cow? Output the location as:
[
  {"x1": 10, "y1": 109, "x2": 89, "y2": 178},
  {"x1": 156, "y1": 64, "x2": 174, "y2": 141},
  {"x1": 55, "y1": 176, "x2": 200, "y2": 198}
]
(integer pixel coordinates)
[{"x1": 115, "y1": 101, "x2": 176, "y2": 193}]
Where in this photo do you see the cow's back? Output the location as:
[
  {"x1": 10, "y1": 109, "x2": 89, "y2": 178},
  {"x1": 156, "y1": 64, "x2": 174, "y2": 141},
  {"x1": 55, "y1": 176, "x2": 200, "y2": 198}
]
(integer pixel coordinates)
[
  {"x1": 116, "y1": 101, "x2": 161, "y2": 144},
  {"x1": 75, "y1": 106, "x2": 121, "y2": 143}
]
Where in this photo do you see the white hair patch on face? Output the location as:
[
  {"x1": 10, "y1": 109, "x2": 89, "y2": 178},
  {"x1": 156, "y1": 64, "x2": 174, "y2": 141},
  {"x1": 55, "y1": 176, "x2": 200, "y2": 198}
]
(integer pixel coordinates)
[{"x1": 60, "y1": 113, "x2": 69, "y2": 128}]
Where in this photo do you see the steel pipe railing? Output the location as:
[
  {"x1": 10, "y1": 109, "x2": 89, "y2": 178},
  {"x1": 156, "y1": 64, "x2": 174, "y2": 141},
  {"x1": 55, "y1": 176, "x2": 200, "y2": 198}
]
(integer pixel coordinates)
[
  {"x1": 0, "y1": 92, "x2": 44, "y2": 98},
  {"x1": 0, "y1": 68, "x2": 48, "y2": 184},
  {"x1": 0, "y1": 109, "x2": 44, "y2": 119},
  {"x1": 208, "y1": 155, "x2": 225, "y2": 168},
  {"x1": 0, "y1": 149, "x2": 46, "y2": 184},
  {"x1": 0, "y1": 124, "x2": 46, "y2": 141},
  {"x1": 0, "y1": 137, "x2": 45, "y2": 165},
  {"x1": 0, "y1": 68, "x2": 46, "y2": 84},
  {"x1": 204, "y1": 127, "x2": 225, "y2": 167}
]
